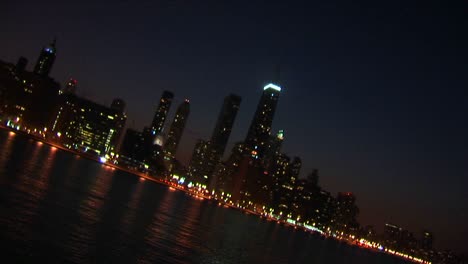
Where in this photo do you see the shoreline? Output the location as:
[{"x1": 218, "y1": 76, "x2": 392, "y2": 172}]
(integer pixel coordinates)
[{"x1": 0, "y1": 125, "x2": 430, "y2": 264}]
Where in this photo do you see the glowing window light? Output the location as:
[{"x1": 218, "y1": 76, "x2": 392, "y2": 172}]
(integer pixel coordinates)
[{"x1": 263, "y1": 83, "x2": 281, "y2": 92}]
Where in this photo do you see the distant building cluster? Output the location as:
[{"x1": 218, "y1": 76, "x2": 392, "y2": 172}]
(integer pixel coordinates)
[
  {"x1": 0, "y1": 40, "x2": 126, "y2": 160},
  {"x1": 0, "y1": 41, "x2": 464, "y2": 264}
]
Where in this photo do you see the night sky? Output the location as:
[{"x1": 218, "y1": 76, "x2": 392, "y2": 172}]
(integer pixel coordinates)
[{"x1": 2, "y1": 0, "x2": 467, "y2": 254}]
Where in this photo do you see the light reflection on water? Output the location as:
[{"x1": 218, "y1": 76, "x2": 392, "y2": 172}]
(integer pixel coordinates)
[{"x1": 0, "y1": 130, "x2": 411, "y2": 264}]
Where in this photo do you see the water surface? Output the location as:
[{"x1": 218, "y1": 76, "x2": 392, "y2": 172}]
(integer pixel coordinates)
[{"x1": 0, "y1": 130, "x2": 410, "y2": 263}]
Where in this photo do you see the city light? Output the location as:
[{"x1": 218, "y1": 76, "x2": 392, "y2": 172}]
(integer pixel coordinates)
[
  {"x1": 0, "y1": 35, "x2": 455, "y2": 264},
  {"x1": 263, "y1": 83, "x2": 281, "y2": 92}
]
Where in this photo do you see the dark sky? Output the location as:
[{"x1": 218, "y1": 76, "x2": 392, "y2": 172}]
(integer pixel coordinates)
[{"x1": 2, "y1": 0, "x2": 467, "y2": 254}]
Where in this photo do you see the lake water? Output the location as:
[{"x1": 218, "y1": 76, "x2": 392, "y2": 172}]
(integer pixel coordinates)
[{"x1": 0, "y1": 129, "x2": 410, "y2": 263}]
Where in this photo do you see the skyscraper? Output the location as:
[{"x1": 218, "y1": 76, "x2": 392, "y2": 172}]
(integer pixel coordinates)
[
  {"x1": 334, "y1": 192, "x2": 360, "y2": 234},
  {"x1": 164, "y1": 99, "x2": 190, "y2": 158},
  {"x1": 120, "y1": 128, "x2": 147, "y2": 162},
  {"x1": 34, "y1": 39, "x2": 57, "y2": 77},
  {"x1": 264, "y1": 129, "x2": 285, "y2": 169},
  {"x1": 244, "y1": 83, "x2": 281, "y2": 161},
  {"x1": 189, "y1": 94, "x2": 242, "y2": 188},
  {"x1": 150, "y1": 90, "x2": 174, "y2": 136},
  {"x1": 188, "y1": 139, "x2": 214, "y2": 188},
  {"x1": 211, "y1": 94, "x2": 241, "y2": 157},
  {"x1": 52, "y1": 95, "x2": 126, "y2": 156}
]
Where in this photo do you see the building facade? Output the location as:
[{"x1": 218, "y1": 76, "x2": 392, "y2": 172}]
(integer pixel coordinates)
[
  {"x1": 150, "y1": 90, "x2": 174, "y2": 137},
  {"x1": 33, "y1": 39, "x2": 57, "y2": 77},
  {"x1": 52, "y1": 94, "x2": 126, "y2": 157},
  {"x1": 164, "y1": 99, "x2": 190, "y2": 160},
  {"x1": 244, "y1": 83, "x2": 281, "y2": 162}
]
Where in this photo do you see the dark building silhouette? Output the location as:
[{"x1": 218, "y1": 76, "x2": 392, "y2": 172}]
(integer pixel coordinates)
[
  {"x1": 120, "y1": 129, "x2": 146, "y2": 161},
  {"x1": 188, "y1": 139, "x2": 214, "y2": 188},
  {"x1": 111, "y1": 98, "x2": 126, "y2": 113},
  {"x1": 213, "y1": 142, "x2": 246, "y2": 196},
  {"x1": 381, "y1": 223, "x2": 418, "y2": 253},
  {"x1": 293, "y1": 171, "x2": 335, "y2": 229},
  {"x1": 118, "y1": 128, "x2": 152, "y2": 171},
  {"x1": 188, "y1": 94, "x2": 241, "y2": 189},
  {"x1": 0, "y1": 49, "x2": 60, "y2": 130},
  {"x1": 211, "y1": 94, "x2": 241, "y2": 156},
  {"x1": 421, "y1": 230, "x2": 434, "y2": 250},
  {"x1": 150, "y1": 90, "x2": 174, "y2": 136},
  {"x1": 33, "y1": 39, "x2": 56, "y2": 77},
  {"x1": 117, "y1": 91, "x2": 175, "y2": 174},
  {"x1": 118, "y1": 126, "x2": 165, "y2": 174},
  {"x1": 269, "y1": 155, "x2": 301, "y2": 216},
  {"x1": 270, "y1": 153, "x2": 291, "y2": 210},
  {"x1": 264, "y1": 129, "x2": 284, "y2": 169},
  {"x1": 164, "y1": 99, "x2": 190, "y2": 159},
  {"x1": 384, "y1": 223, "x2": 403, "y2": 249},
  {"x1": 62, "y1": 78, "x2": 77, "y2": 94},
  {"x1": 334, "y1": 192, "x2": 360, "y2": 234},
  {"x1": 289, "y1": 157, "x2": 301, "y2": 181},
  {"x1": 361, "y1": 225, "x2": 377, "y2": 240},
  {"x1": 244, "y1": 83, "x2": 281, "y2": 161},
  {"x1": 240, "y1": 157, "x2": 272, "y2": 208},
  {"x1": 16, "y1": 57, "x2": 28, "y2": 74}
]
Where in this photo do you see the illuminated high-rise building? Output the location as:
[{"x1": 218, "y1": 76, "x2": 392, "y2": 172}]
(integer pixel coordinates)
[
  {"x1": 34, "y1": 39, "x2": 57, "y2": 77},
  {"x1": 164, "y1": 99, "x2": 190, "y2": 158},
  {"x1": 270, "y1": 153, "x2": 291, "y2": 210},
  {"x1": 244, "y1": 83, "x2": 281, "y2": 161},
  {"x1": 52, "y1": 95, "x2": 126, "y2": 156},
  {"x1": 150, "y1": 90, "x2": 174, "y2": 136},
  {"x1": 188, "y1": 140, "x2": 214, "y2": 188}
]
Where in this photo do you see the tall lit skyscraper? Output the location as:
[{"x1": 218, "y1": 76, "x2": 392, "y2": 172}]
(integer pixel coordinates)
[
  {"x1": 150, "y1": 90, "x2": 174, "y2": 136},
  {"x1": 164, "y1": 99, "x2": 190, "y2": 158},
  {"x1": 34, "y1": 39, "x2": 57, "y2": 77},
  {"x1": 211, "y1": 94, "x2": 241, "y2": 156},
  {"x1": 244, "y1": 83, "x2": 281, "y2": 161},
  {"x1": 188, "y1": 139, "x2": 213, "y2": 188},
  {"x1": 52, "y1": 95, "x2": 126, "y2": 155}
]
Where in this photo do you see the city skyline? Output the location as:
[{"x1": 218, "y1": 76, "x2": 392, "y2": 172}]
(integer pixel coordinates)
[{"x1": 2, "y1": 0, "x2": 467, "y2": 255}]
